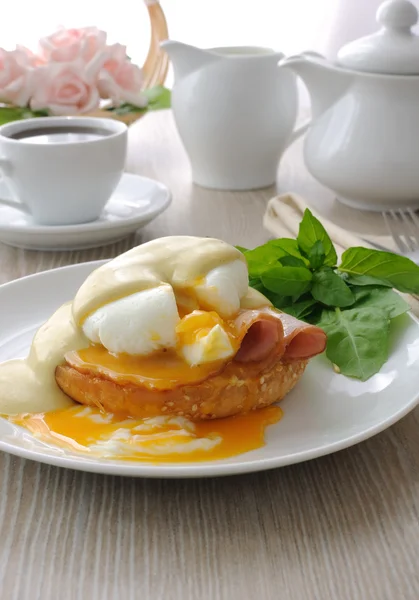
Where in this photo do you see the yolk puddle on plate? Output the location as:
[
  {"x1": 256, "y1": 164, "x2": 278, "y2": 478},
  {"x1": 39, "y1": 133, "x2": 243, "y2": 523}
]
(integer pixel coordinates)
[{"x1": 9, "y1": 404, "x2": 282, "y2": 462}]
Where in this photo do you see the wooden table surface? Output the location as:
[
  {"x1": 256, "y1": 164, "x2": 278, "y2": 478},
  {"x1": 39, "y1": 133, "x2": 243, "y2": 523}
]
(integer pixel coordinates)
[{"x1": 1, "y1": 110, "x2": 418, "y2": 600}]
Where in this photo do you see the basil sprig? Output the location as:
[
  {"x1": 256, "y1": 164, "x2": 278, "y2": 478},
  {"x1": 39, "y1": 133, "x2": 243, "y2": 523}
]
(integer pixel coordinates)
[{"x1": 240, "y1": 209, "x2": 419, "y2": 381}]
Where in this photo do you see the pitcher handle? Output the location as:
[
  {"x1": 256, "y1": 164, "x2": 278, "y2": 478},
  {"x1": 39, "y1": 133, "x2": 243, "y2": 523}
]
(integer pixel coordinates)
[
  {"x1": 282, "y1": 51, "x2": 327, "y2": 148},
  {"x1": 287, "y1": 119, "x2": 311, "y2": 147}
]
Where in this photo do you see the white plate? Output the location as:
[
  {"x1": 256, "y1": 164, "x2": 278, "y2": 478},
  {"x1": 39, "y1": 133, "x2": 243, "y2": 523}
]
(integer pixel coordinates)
[
  {"x1": 0, "y1": 173, "x2": 171, "y2": 251},
  {"x1": 1, "y1": 261, "x2": 419, "y2": 478}
]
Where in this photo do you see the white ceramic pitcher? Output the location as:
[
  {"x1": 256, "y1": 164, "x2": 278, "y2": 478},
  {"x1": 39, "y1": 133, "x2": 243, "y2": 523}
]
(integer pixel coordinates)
[
  {"x1": 161, "y1": 41, "x2": 305, "y2": 191},
  {"x1": 281, "y1": 0, "x2": 419, "y2": 211}
]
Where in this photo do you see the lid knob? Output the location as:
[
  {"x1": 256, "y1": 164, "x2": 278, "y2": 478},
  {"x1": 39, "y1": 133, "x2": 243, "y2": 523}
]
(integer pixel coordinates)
[
  {"x1": 337, "y1": 0, "x2": 419, "y2": 75},
  {"x1": 377, "y1": 0, "x2": 418, "y2": 30}
]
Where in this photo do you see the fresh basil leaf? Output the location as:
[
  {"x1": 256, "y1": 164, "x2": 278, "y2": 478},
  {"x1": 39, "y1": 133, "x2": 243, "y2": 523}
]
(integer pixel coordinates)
[
  {"x1": 265, "y1": 293, "x2": 294, "y2": 309},
  {"x1": 308, "y1": 240, "x2": 326, "y2": 269},
  {"x1": 311, "y1": 268, "x2": 355, "y2": 307},
  {"x1": 279, "y1": 255, "x2": 307, "y2": 268},
  {"x1": 351, "y1": 287, "x2": 410, "y2": 319},
  {"x1": 297, "y1": 209, "x2": 338, "y2": 266},
  {"x1": 339, "y1": 247, "x2": 419, "y2": 294},
  {"x1": 350, "y1": 286, "x2": 373, "y2": 303},
  {"x1": 343, "y1": 273, "x2": 392, "y2": 288},
  {"x1": 282, "y1": 298, "x2": 318, "y2": 319},
  {"x1": 261, "y1": 266, "x2": 312, "y2": 297},
  {"x1": 318, "y1": 306, "x2": 390, "y2": 381},
  {"x1": 236, "y1": 245, "x2": 249, "y2": 254},
  {"x1": 248, "y1": 278, "x2": 266, "y2": 293},
  {"x1": 243, "y1": 239, "x2": 306, "y2": 277},
  {"x1": 248, "y1": 279, "x2": 291, "y2": 307},
  {"x1": 243, "y1": 245, "x2": 281, "y2": 277},
  {"x1": 305, "y1": 306, "x2": 324, "y2": 325},
  {"x1": 268, "y1": 238, "x2": 307, "y2": 260}
]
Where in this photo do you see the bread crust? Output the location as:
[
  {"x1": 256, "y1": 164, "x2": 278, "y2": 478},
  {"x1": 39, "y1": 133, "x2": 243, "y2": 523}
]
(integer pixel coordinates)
[{"x1": 55, "y1": 357, "x2": 307, "y2": 421}]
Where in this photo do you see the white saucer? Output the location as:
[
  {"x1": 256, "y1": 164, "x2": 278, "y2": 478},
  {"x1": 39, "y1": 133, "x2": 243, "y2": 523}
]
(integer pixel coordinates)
[
  {"x1": 0, "y1": 173, "x2": 171, "y2": 251},
  {"x1": 1, "y1": 262, "x2": 419, "y2": 478}
]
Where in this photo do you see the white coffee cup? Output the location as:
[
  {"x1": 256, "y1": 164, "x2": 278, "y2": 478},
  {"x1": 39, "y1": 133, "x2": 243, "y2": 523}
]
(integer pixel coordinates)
[{"x1": 0, "y1": 116, "x2": 128, "y2": 226}]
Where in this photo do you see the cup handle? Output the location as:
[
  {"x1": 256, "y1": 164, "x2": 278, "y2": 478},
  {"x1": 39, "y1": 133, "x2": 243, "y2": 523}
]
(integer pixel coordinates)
[{"x1": 0, "y1": 158, "x2": 31, "y2": 215}]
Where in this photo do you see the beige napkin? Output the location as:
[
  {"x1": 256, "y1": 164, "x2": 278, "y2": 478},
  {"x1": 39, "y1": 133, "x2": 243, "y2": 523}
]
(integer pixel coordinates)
[{"x1": 263, "y1": 193, "x2": 419, "y2": 315}]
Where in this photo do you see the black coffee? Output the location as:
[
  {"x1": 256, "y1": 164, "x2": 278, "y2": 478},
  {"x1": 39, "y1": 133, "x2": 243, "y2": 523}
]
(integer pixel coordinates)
[{"x1": 8, "y1": 125, "x2": 112, "y2": 144}]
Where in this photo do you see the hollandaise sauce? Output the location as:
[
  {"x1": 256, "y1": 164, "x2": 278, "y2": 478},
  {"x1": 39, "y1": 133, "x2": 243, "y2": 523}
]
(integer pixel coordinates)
[
  {"x1": 0, "y1": 236, "x2": 278, "y2": 462},
  {"x1": 0, "y1": 236, "x2": 269, "y2": 415},
  {"x1": 9, "y1": 405, "x2": 282, "y2": 463}
]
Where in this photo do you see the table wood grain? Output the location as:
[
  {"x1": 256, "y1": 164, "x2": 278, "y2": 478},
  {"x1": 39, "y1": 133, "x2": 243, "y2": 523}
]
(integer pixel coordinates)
[{"x1": 1, "y1": 111, "x2": 419, "y2": 600}]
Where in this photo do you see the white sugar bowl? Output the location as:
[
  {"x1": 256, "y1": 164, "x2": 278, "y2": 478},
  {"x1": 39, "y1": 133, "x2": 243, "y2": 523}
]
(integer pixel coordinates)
[{"x1": 282, "y1": 0, "x2": 419, "y2": 211}]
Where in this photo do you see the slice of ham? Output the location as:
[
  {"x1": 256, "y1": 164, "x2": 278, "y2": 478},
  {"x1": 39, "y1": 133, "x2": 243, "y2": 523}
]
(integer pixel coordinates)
[
  {"x1": 276, "y1": 312, "x2": 327, "y2": 361},
  {"x1": 233, "y1": 307, "x2": 326, "y2": 363},
  {"x1": 234, "y1": 310, "x2": 285, "y2": 363}
]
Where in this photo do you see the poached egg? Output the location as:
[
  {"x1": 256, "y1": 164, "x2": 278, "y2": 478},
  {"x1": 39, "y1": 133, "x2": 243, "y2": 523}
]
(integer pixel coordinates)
[{"x1": 82, "y1": 259, "x2": 248, "y2": 366}]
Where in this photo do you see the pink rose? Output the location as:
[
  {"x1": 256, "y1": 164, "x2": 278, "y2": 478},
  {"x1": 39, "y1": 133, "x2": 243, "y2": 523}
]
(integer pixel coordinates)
[
  {"x1": 98, "y1": 43, "x2": 147, "y2": 107},
  {"x1": 0, "y1": 48, "x2": 34, "y2": 107},
  {"x1": 39, "y1": 26, "x2": 107, "y2": 63},
  {"x1": 15, "y1": 45, "x2": 45, "y2": 68},
  {"x1": 29, "y1": 57, "x2": 103, "y2": 115}
]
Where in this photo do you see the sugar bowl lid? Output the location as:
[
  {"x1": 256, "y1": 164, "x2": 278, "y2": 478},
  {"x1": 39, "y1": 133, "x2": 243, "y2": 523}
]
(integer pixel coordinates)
[{"x1": 337, "y1": 0, "x2": 419, "y2": 75}]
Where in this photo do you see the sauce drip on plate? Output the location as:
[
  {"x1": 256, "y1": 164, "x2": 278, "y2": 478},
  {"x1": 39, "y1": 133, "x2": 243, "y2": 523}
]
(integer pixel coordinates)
[{"x1": 9, "y1": 405, "x2": 282, "y2": 463}]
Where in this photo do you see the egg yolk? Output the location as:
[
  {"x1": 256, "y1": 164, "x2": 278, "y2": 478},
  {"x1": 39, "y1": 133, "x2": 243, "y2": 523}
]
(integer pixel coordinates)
[
  {"x1": 16, "y1": 307, "x2": 283, "y2": 463},
  {"x1": 176, "y1": 310, "x2": 236, "y2": 346},
  {"x1": 10, "y1": 405, "x2": 283, "y2": 463},
  {"x1": 67, "y1": 346, "x2": 226, "y2": 390},
  {"x1": 67, "y1": 310, "x2": 240, "y2": 391}
]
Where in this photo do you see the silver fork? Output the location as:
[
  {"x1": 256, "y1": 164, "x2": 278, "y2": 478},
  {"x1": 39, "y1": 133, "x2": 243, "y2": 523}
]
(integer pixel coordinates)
[
  {"x1": 383, "y1": 209, "x2": 419, "y2": 263},
  {"x1": 382, "y1": 209, "x2": 419, "y2": 303}
]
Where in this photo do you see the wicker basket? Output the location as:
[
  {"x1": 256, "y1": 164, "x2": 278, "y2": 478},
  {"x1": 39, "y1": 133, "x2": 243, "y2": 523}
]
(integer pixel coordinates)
[{"x1": 86, "y1": 0, "x2": 169, "y2": 125}]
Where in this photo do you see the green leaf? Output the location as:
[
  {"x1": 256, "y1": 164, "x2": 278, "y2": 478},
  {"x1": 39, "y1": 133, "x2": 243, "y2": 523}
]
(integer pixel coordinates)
[
  {"x1": 109, "y1": 103, "x2": 147, "y2": 116},
  {"x1": 350, "y1": 286, "x2": 373, "y2": 303},
  {"x1": 0, "y1": 106, "x2": 49, "y2": 125},
  {"x1": 243, "y1": 239, "x2": 306, "y2": 278},
  {"x1": 248, "y1": 278, "x2": 269, "y2": 294},
  {"x1": 297, "y1": 209, "x2": 338, "y2": 266},
  {"x1": 247, "y1": 280, "x2": 291, "y2": 308},
  {"x1": 351, "y1": 287, "x2": 410, "y2": 319},
  {"x1": 143, "y1": 85, "x2": 171, "y2": 110},
  {"x1": 261, "y1": 266, "x2": 313, "y2": 297},
  {"x1": 108, "y1": 85, "x2": 171, "y2": 115},
  {"x1": 279, "y1": 255, "x2": 307, "y2": 268},
  {"x1": 236, "y1": 245, "x2": 248, "y2": 254},
  {"x1": 343, "y1": 273, "x2": 392, "y2": 288},
  {"x1": 340, "y1": 247, "x2": 419, "y2": 294},
  {"x1": 0, "y1": 107, "x2": 26, "y2": 125},
  {"x1": 317, "y1": 306, "x2": 390, "y2": 380},
  {"x1": 311, "y1": 268, "x2": 355, "y2": 307},
  {"x1": 265, "y1": 293, "x2": 294, "y2": 309},
  {"x1": 0, "y1": 107, "x2": 25, "y2": 124},
  {"x1": 244, "y1": 246, "x2": 283, "y2": 278},
  {"x1": 268, "y1": 238, "x2": 307, "y2": 261},
  {"x1": 282, "y1": 298, "x2": 318, "y2": 319},
  {"x1": 308, "y1": 240, "x2": 326, "y2": 269}
]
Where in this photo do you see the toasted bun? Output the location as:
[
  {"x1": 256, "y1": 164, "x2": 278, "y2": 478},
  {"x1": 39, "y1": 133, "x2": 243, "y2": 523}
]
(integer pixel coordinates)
[{"x1": 55, "y1": 357, "x2": 307, "y2": 421}]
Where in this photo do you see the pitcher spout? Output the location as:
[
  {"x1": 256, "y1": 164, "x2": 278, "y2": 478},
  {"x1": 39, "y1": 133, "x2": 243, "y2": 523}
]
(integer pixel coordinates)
[
  {"x1": 280, "y1": 53, "x2": 352, "y2": 118},
  {"x1": 160, "y1": 40, "x2": 220, "y2": 81}
]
